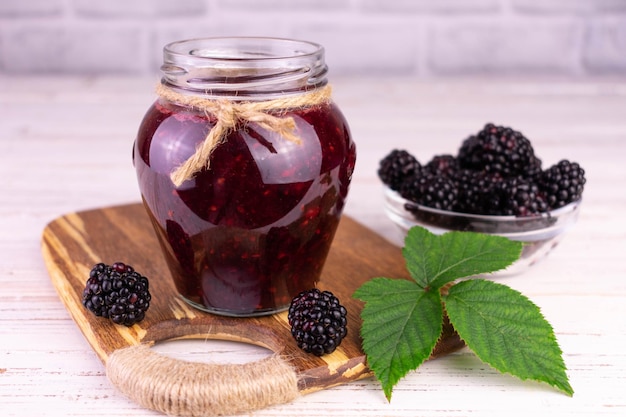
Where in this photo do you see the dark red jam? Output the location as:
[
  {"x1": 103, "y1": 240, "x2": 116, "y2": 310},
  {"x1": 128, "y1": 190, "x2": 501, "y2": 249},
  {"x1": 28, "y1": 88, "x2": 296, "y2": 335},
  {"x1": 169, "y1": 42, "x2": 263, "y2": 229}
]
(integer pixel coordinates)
[{"x1": 134, "y1": 98, "x2": 356, "y2": 316}]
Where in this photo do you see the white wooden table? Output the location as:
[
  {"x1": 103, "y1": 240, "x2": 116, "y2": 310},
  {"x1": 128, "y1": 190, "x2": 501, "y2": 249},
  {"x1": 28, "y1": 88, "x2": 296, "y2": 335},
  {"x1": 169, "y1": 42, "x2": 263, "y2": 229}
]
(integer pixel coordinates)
[{"x1": 1, "y1": 75, "x2": 625, "y2": 416}]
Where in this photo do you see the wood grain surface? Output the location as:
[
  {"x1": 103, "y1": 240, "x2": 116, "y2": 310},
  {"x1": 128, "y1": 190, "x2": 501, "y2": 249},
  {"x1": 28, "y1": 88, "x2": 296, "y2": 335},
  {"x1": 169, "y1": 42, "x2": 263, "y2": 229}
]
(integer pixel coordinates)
[{"x1": 41, "y1": 203, "x2": 464, "y2": 399}]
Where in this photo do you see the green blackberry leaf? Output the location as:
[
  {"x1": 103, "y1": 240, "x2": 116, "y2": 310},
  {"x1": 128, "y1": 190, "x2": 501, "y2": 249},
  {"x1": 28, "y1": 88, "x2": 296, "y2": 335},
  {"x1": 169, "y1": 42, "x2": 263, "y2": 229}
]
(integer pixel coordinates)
[
  {"x1": 402, "y1": 226, "x2": 522, "y2": 290},
  {"x1": 353, "y1": 277, "x2": 443, "y2": 401},
  {"x1": 443, "y1": 279, "x2": 574, "y2": 396},
  {"x1": 354, "y1": 225, "x2": 572, "y2": 400}
]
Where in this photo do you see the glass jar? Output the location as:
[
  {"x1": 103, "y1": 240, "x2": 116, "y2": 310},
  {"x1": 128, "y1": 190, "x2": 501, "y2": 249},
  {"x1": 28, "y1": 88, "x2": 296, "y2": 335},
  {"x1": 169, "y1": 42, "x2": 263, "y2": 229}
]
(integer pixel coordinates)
[{"x1": 133, "y1": 37, "x2": 356, "y2": 317}]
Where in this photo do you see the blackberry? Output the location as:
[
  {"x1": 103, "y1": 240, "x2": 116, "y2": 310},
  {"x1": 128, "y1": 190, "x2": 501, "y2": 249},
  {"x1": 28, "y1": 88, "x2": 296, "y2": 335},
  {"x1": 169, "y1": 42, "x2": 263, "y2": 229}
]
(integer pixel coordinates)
[
  {"x1": 378, "y1": 149, "x2": 421, "y2": 191},
  {"x1": 497, "y1": 177, "x2": 549, "y2": 217},
  {"x1": 288, "y1": 289, "x2": 347, "y2": 356},
  {"x1": 424, "y1": 154, "x2": 460, "y2": 178},
  {"x1": 82, "y1": 262, "x2": 151, "y2": 327},
  {"x1": 539, "y1": 159, "x2": 586, "y2": 209},
  {"x1": 527, "y1": 155, "x2": 544, "y2": 180},
  {"x1": 454, "y1": 170, "x2": 504, "y2": 215},
  {"x1": 458, "y1": 123, "x2": 541, "y2": 178},
  {"x1": 401, "y1": 171, "x2": 458, "y2": 211}
]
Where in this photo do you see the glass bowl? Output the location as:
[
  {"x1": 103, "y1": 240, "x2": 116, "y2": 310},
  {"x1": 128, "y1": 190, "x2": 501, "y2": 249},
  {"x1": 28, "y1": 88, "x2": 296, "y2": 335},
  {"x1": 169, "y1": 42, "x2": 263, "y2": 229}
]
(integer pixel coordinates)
[{"x1": 383, "y1": 186, "x2": 582, "y2": 276}]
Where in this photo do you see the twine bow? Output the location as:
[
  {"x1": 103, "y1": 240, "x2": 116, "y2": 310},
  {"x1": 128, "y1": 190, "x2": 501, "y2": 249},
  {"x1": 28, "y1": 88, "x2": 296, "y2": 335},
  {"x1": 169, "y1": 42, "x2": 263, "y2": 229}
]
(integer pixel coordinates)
[{"x1": 155, "y1": 83, "x2": 333, "y2": 187}]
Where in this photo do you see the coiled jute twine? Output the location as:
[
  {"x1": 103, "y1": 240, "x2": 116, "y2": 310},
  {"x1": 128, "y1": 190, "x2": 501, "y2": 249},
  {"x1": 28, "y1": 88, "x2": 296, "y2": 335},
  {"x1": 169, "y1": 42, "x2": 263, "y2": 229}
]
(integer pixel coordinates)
[
  {"x1": 155, "y1": 83, "x2": 333, "y2": 187},
  {"x1": 106, "y1": 344, "x2": 300, "y2": 417}
]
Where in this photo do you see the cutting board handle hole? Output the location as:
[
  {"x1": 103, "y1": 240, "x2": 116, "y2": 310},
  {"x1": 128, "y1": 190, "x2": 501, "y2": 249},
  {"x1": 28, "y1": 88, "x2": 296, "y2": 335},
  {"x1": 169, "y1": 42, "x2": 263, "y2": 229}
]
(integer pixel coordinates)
[{"x1": 150, "y1": 338, "x2": 274, "y2": 365}]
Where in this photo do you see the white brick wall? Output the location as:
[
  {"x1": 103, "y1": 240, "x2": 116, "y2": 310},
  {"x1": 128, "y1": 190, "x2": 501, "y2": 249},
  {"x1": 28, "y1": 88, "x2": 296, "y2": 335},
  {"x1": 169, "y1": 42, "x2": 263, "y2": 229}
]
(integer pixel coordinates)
[{"x1": 0, "y1": 0, "x2": 625, "y2": 76}]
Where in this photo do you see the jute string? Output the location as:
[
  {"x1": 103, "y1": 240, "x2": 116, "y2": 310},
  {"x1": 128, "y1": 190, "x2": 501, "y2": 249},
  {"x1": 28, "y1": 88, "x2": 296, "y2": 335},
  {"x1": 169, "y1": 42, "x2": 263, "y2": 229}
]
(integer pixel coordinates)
[
  {"x1": 156, "y1": 83, "x2": 333, "y2": 187},
  {"x1": 106, "y1": 344, "x2": 300, "y2": 417}
]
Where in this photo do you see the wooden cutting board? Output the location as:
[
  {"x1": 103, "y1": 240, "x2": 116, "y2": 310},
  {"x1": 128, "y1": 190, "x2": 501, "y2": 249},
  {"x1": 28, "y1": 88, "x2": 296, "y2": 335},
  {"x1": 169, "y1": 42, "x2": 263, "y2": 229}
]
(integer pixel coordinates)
[{"x1": 41, "y1": 203, "x2": 464, "y2": 416}]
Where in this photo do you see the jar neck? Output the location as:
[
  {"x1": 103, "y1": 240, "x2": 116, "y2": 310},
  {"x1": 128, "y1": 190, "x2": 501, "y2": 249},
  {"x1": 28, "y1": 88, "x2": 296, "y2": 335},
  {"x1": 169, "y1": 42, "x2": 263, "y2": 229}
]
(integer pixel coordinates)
[{"x1": 160, "y1": 37, "x2": 328, "y2": 101}]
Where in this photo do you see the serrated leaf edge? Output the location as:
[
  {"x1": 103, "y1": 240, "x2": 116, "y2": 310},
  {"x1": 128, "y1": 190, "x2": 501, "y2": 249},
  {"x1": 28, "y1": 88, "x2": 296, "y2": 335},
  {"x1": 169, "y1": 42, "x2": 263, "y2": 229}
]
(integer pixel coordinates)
[
  {"x1": 443, "y1": 279, "x2": 574, "y2": 396},
  {"x1": 354, "y1": 279, "x2": 444, "y2": 401}
]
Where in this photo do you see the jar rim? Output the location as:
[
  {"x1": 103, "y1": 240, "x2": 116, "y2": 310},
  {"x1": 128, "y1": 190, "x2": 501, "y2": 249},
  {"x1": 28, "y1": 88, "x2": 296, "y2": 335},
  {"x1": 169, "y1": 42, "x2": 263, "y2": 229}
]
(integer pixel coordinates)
[
  {"x1": 161, "y1": 37, "x2": 328, "y2": 99},
  {"x1": 164, "y1": 36, "x2": 324, "y2": 62}
]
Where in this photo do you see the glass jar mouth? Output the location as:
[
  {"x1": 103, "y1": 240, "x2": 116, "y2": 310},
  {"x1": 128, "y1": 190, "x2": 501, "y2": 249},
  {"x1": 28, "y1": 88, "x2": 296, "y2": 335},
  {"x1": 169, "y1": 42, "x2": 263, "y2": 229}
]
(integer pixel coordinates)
[
  {"x1": 161, "y1": 37, "x2": 328, "y2": 99},
  {"x1": 166, "y1": 37, "x2": 323, "y2": 61}
]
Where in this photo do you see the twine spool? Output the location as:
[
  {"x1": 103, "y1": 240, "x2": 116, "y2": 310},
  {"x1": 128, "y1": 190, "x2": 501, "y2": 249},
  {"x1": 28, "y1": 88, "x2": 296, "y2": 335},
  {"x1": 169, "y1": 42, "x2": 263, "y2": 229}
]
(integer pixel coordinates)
[
  {"x1": 155, "y1": 83, "x2": 333, "y2": 187},
  {"x1": 106, "y1": 344, "x2": 300, "y2": 417}
]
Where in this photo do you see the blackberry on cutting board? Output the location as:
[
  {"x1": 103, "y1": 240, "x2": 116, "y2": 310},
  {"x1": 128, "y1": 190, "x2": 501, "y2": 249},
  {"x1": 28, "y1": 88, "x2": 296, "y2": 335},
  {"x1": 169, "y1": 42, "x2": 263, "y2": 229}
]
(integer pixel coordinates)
[
  {"x1": 288, "y1": 289, "x2": 348, "y2": 356},
  {"x1": 82, "y1": 262, "x2": 151, "y2": 327},
  {"x1": 378, "y1": 149, "x2": 421, "y2": 191},
  {"x1": 458, "y1": 123, "x2": 542, "y2": 178},
  {"x1": 539, "y1": 159, "x2": 586, "y2": 209}
]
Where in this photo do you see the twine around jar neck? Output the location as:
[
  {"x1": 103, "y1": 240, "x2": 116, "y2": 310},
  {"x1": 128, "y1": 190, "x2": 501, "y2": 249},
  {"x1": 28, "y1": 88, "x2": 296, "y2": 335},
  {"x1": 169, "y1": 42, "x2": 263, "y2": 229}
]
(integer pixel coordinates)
[{"x1": 155, "y1": 83, "x2": 333, "y2": 187}]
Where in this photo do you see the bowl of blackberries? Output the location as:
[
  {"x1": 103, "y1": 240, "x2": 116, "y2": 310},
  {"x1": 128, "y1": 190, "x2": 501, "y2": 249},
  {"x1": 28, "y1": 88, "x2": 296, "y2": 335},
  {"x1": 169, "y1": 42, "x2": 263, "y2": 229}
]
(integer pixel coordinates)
[{"x1": 379, "y1": 123, "x2": 585, "y2": 275}]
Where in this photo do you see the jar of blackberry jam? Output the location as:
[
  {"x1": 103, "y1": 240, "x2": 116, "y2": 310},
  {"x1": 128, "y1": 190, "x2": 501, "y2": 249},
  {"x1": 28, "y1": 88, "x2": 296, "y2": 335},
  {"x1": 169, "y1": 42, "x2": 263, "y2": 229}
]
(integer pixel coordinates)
[{"x1": 133, "y1": 37, "x2": 356, "y2": 316}]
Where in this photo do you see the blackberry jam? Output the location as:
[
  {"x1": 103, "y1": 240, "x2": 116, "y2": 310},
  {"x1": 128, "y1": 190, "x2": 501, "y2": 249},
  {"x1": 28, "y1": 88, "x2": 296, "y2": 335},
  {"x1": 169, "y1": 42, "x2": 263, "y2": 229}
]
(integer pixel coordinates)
[{"x1": 133, "y1": 38, "x2": 356, "y2": 316}]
